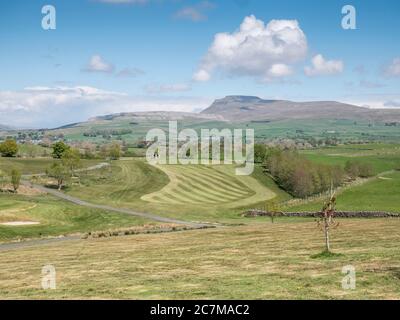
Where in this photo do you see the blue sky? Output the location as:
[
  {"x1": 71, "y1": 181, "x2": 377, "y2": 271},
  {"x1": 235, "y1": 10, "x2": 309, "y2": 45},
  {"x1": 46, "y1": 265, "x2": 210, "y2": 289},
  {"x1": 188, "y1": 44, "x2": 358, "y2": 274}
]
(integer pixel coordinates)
[{"x1": 0, "y1": 0, "x2": 399, "y2": 128}]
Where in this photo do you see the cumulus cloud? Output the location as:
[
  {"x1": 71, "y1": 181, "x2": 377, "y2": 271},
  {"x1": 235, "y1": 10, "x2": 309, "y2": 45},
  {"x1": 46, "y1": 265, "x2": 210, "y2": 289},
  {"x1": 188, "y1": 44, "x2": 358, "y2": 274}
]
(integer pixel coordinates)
[
  {"x1": 0, "y1": 86, "x2": 208, "y2": 128},
  {"x1": 82, "y1": 55, "x2": 144, "y2": 78},
  {"x1": 145, "y1": 83, "x2": 191, "y2": 94},
  {"x1": 383, "y1": 57, "x2": 400, "y2": 77},
  {"x1": 266, "y1": 64, "x2": 293, "y2": 78},
  {"x1": 304, "y1": 54, "x2": 343, "y2": 76},
  {"x1": 193, "y1": 15, "x2": 308, "y2": 82},
  {"x1": 83, "y1": 55, "x2": 114, "y2": 73},
  {"x1": 193, "y1": 69, "x2": 211, "y2": 82},
  {"x1": 343, "y1": 94, "x2": 400, "y2": 109},
  {"x1": 174, "y1": 1, "x2": 215, "y2": 22}
]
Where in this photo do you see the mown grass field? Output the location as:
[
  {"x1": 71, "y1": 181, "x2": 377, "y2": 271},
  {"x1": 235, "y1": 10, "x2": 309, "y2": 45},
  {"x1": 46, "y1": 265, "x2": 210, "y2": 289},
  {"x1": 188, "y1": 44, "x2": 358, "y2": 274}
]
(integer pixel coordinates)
[
  {"x1": 142, "y1": 164, "x2": 275, "y2": 207},
  {"x1": 66, "y1": 159, "x2": 280, "y2": 223},
  {"x1": 1, "y1": 219, "x2": 399, "y2": 299},
  {"x1": 0, "y1": 194, "x2": 153, "y2": 242}
]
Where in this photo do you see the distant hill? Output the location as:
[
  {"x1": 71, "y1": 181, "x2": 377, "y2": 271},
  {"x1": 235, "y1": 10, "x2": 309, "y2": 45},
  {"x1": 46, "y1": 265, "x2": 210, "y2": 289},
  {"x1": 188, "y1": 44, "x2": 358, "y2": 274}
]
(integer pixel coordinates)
[
  {"x1": 89, "y1": 111, "x2": 225, "y2": 122},
  {"x1": 0, "y1": 124, "x2": 12, "y2": 130},
  {"x1": 3, "y1": 96, "x2": 400, "y2": 137},
  {"x1": 201, "y1": 95, "x2": 400, "y2": 122}
]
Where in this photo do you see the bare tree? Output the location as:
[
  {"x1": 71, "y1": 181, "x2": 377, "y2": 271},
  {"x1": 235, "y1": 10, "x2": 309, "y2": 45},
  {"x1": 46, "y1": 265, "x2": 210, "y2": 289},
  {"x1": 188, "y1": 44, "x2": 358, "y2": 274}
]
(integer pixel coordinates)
[
  {"x1": 265, "y1": 198, "x2": 282, "y2": 223},
  {"x1": 318, "y1": 186, "x2": 339, "y2": 252}
]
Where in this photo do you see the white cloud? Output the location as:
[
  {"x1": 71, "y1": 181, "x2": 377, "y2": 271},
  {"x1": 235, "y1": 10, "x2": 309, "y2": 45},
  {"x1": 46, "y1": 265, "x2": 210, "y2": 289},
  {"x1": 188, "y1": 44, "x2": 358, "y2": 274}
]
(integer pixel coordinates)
[
  {"x1": 383, "y1": 57, "x2": 400, "y2": 77},
  {"x1": 343, "y1": 94, "x2": 400, "y2": 109},
  {"x1": 193, "y1": 15, "x2": 308, "y2": 82},
  {"x1": 174, "y1": 1, "x2": 215, "y2": 22},
  {"x1": 83, "y1": 55, "x2": 114, "y2": 73},
  {"x1": 266, "y1": 64, "x2": 293, "y2": 78},
  {"x1": 145, "y1": 83, "x2": 191, "y2": 94},
  {"x1": 304, "y1": 54, "x2": 343, "y2": 76},
  {"x1": 0, "y1": 86, "x2": 208, "y2": 128},
  {"x1": 193, "y1": 69, "x2": 211, "y2": 82}
]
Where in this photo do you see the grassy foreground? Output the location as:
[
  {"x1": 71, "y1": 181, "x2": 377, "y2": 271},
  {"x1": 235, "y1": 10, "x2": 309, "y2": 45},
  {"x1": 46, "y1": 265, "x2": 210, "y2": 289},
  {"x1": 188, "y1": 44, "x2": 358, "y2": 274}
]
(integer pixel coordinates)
[{"x1": 0, "y1": 219, "x2": 399, "y2": 299}]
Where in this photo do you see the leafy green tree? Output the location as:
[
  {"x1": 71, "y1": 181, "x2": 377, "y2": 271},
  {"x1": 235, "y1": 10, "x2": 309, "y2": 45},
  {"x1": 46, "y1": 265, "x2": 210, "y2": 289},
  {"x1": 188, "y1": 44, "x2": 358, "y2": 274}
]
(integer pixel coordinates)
[
  {"x1": 61, "y1": 148, "x2": 81, "y2": 175},
  {"x1": 264, "y1": 149, "x2": 345, "y2": 198},
  {"x1": 47, "y1": 163, "x2": 70, "y2": 190},
  {"x1": 345, "y1": 160, "x2": 360, "y2": 179},
  {"x1": 345, "y1": 160, "x2": 374, "y2": 178},
  {"x1": 11, "y1": 169, "x2": 21, "y2": 192},
  {"x1": 108, "y1": 142, "x2": 121, "y2": 160},
  {"x1": 52, "y1": 141, "x2": 70, "y2": 159},
  {"x1": 358, "y1": 163, "x2": 374, "y2": 178},
  {"x1": 254, "y1": 143, "x2": 267, "y2": 163},
  {"x1": 0, "y1": 139, "x2": 18, "y2": 157}
]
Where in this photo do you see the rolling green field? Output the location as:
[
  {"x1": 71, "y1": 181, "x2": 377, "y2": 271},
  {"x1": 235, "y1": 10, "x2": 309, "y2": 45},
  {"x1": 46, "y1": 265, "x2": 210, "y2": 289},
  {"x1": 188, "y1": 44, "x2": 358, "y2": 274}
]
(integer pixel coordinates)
[
  {"x1": 1, "y1": 219, "x2": 399, "y2": 299},
  {"x1": 1, "y1": 143, "x2": 399, "y2": 235},
  {"x1": 65, "y1": 159, "x2": 280, "y2": 222}
]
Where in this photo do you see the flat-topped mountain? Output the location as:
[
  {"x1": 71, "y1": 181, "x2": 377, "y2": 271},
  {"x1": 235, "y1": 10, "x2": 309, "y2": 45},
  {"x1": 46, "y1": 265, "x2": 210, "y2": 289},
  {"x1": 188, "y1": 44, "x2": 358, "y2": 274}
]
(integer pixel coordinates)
[{"x1": 201, "y1": 96, "x2": 400, "y2": 122}]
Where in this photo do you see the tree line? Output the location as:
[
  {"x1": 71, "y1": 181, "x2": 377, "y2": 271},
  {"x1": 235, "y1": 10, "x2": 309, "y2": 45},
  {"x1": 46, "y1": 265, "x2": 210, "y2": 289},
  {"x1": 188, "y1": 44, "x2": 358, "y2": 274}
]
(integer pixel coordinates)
[
  {"x1": 47, "y1": 141, "x2": 121, "y2": 190},
  {"x1": 255, "y1": 144, "x2": 374, "y2": 198}
]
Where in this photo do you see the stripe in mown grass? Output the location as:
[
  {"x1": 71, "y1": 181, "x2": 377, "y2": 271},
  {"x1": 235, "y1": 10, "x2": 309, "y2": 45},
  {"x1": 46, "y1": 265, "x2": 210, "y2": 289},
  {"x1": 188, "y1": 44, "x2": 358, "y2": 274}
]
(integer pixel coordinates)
[
  {"x1": 179, "y1": 174, "x2": 249, "y2": 199},
  {"x1": 184, "y1": 166, "x2": 250, "y2": 190},
  {"x1": 181, "y1": 171, "x2": 251, "y2": 196}
]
